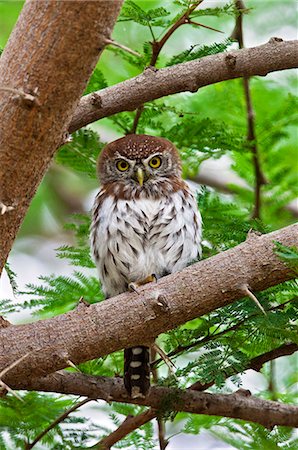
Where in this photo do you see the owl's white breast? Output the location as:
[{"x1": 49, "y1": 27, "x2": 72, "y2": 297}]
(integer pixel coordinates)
[{"x1": 91, "y1": 189, "x2": 201, "y2": 298}]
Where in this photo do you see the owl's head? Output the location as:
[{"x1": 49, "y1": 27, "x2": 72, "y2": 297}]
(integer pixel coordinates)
[{"x1": 97, "y1": 134, "x2": 182, "y2": 187}]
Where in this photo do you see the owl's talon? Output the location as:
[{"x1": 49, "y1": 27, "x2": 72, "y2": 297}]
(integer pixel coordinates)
[{"x1": 129, "y1": 274, "x2": 157, "y2": 294}]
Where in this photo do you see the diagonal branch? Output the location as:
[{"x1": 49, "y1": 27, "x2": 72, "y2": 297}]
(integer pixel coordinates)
[
  {"x1": 69, "y1": 39, "x2": 298, "y2": 133},
  {"x1": 0, "y1": 224, "x2": 296, "y2": 385},
  {"x1": 25, "y1": 397, "x2": 92, "y2": 450}
]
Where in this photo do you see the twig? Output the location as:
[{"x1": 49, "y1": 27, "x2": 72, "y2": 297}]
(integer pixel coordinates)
[
  {"x1": 104, "y1": 38, "x2": 141, "y2": 57},
  {"x1": 231, "y1": 0, "x2": 267, "y2": 219},
  {"x1": 187, "y1": 19, "x2": 223, "y2": 33},
  {"x1": 96, "y1": 409, "x2": 156, "y2": 449},
  {"x1": 0, "y1": 86, "x2": 39, "y2": 106},
  {"x1": 151, "y1": 347, "x2": 169, "y2": 450},
  {"x1": 25, "y1": 397, "x2": 92, "y2": 449},
  {"x1": 0, "y1": 353, "x2": 30, "y2": 401}
]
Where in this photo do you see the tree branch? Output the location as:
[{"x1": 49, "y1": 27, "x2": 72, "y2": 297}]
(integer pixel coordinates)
[
  {"x1": 69, "y1": 39, "x2": 298, "y2": 133},
  {"x1": 0, "y1": 224, "x2": 296, "y2": 384},
  {"x1": 0, "y1": 0, "x2": 123, "y2": 276},
  {"x1": 10, "y1": 372, "x2": 298, "y2": 429},
  {"x1": 11, "y1": 343, "x2": 296, "y2": 447}
]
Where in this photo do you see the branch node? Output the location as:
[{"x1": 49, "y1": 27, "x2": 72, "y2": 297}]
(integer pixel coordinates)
[
  {"x1": 225, "y1": 53, "x2": 237, "y2": 69},
  {"x1": 269, "y1": 37, "x2": 283, "y2": 43},
  {"x1": 233, "y1": 388, "x2": 251, "y2": 397},
  {"x1": 61, "y1": 131, "x2": 73, "y2": 146},
  {"x1": 245, "y1": 228, "x2": 262, "y2": 241},
  {"x1": 151, "y1": 294, "x2": 170, "y2": 313},
  {"x1": 144, "y1": 65, "x2": 159, "y2": 74},
  {"x1": 91, "y1": 92, "x2": 102, "y2": 107}
]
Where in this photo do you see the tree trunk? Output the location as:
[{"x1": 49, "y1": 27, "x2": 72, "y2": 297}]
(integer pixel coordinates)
[{"x1": 0, "y1": 0, "x2": 123, "y2": 275}]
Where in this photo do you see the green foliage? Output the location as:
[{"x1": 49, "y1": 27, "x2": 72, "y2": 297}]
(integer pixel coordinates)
[
  {"x1": 166, "y1": 39, "x2": 234, "y2": 66},
  {"x1": 274, "y1": 242, "x2": 298, "y2": 274},
  {"x1": 1, "y1": 0, "x2": 297, "y2": 449},
  {"x1": 56, "y1": 129, "x2": 104, "y2": 179},
  {"x1": 0, "y1": 392, "x2": 99, "y2": 450}
]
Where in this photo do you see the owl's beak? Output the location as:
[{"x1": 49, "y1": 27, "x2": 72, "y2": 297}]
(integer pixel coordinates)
[{"x1": 136, "y1": 167, "x2": 144, "y2": 187}]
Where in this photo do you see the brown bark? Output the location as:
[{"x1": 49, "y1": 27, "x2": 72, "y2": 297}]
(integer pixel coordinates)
[
  {"x1": 0, "y1": 0, "x2": 123, "y2": 275},
  {"x1": 10, "y1": 342, "x2": 296, "y2": 446},
  {"x1": 11, "y1": 372, "x2": 298, "y2": 429},
  {"x1": 0, "y1": 224, "x2": 296, "y2": 384},
  {"x1": 69, "y1": 39, "x2": 298, "y2": 132}
]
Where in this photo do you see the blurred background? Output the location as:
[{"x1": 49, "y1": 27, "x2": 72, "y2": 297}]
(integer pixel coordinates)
[{"x1": 0, "y1": 1, "x2": 297, "y2": 449}]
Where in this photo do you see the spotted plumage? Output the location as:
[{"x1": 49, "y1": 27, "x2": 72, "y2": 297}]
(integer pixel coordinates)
[{"x1": 91, "y1": 134, "x2": 202, "y2": 398}]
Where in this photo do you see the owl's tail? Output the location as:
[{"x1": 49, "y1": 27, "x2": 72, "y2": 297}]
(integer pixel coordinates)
[{"x1": 124, "y1": 346, "x2": 150, "y2": 398}]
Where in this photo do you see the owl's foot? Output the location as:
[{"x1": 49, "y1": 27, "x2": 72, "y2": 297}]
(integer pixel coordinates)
[{"x1": 128, "y1": 274, "x2": 157, "y2": 294}]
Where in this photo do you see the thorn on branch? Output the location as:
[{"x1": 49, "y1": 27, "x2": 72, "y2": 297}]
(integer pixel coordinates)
[
  {"x1": 0, "y1": 201, "x2": 14, "y2": 215},
  {"x1": 66, "y1": 359, "x2": 82, "y2": 373},
  {"x1": 187, "y1": 19, "x2": 223, "y2": 33},
  {"x1": 76, "y1": 296, "x2": 91, "y2": 310},
  {"x1": 240, "y1": 284, "x2": 267, "y2": 315}
]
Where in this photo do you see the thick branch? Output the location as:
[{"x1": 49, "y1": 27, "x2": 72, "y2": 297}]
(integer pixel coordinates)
[
  {"x1": 11, "y1": 372, "x2": 298, "y2": 429},
  {"x1": 10, "y1": 342, "x2": 296, "y2": 447},
  {"x1": 69, "y1": 39, "x2": 298, "y2": 132},
  {"x1": 0, "y1": 0, "x2": 123, "y2": 276},
  {"x1": 0, "y1": 224, "x2": 296, "y2": 384}
]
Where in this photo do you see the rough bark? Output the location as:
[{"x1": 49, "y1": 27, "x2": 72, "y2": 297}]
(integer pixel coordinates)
[
  {"x1": 0, "y1": 0, "x2": 123, "y2": 275},
  {"x1": 11, "y1": 372, "x2": 298, "y2": 429},
  {"x1": 0, "y1": 224, "x2": 297, "y2": 384},
  {"x1": 69, "y1": 39, "x2": 298, "y2": 132}
]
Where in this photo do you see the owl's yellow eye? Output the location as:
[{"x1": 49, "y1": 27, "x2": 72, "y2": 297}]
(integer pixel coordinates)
[
  {"x1": 149, "y1": 156, "x2": 162, "y2": 169},
  {"x1": 116, "y1": 160, "x2": 129, "y2": 172}
]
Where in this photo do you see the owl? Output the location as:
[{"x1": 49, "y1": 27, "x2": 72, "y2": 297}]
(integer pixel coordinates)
[{"x1": 91, "y1": 134, "x2": 202, "y2": 398}]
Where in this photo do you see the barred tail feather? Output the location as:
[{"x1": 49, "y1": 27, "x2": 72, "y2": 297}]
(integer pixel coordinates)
[{"x1": 124, "y1": 346, "x2": 150, "y2": 398}]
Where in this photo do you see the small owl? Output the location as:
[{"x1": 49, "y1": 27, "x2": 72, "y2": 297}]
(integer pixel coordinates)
[{"x1": 91, "y1": 134, "x2": 202, "y2": 398}]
